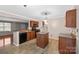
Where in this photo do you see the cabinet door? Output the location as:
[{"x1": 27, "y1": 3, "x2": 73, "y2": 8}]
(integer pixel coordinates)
[
  {"x1": 66, "y1": 9, "x2": 76, "y2": 28},
  {"x1": 59, "y1": 37, "x2": 66, "y2": 53},
  {"x1": 30, "y1": 32, "x2": 33, "y2": 40},
  {"x1": 0, "y1": 39, "x2": 3, "y2": 47},
  {"x1": 5, "y1": 38, "x2": 11, "y2": 45},
  {"x1": 27, "y1": 32, "x2": 31, "y2": 41},
  {"x1": 65, "y1": 38, "x2": 76, "y2": 53},
  {"x1": 30, "y1": 21, "x2": 34, "y2": 27},
  {"x1": 66, "y1": 38, "x2": 73, "y2": 49},
  {"x1": 30, "y1": 21, "x2": 38, "y2": 27}
]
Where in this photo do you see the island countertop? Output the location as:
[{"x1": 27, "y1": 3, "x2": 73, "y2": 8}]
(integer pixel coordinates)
[{"x1": 37, "y1": 32, "x2": 48, "y2": 34}]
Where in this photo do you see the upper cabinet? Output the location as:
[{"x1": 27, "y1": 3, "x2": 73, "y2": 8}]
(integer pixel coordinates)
[
  {"x1": 30, "y1": 20, "x2": 39, "y2": 27},
  {"x1": 66, "y1": 9, "x2": 76, "y2": 28}
]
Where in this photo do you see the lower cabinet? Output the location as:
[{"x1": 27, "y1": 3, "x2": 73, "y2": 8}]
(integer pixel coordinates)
[
  {"x1": 59, "y1": 36, "x2": 76, "y2": 54},
  {"x1": 27, "y1": 31, "x2": 35, "y2": 41},
  {"x1": 0, "y1": 35, "x2": 12, "y2": 47},
  {"x1": 0, "y1": 39, "x2": 3, "y2": 47},
  {"x1": 5, "y1": 37, "x2": 11, "y2": 45}
]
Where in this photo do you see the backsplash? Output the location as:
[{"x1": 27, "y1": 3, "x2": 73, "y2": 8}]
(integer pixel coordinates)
[{"x1": 11, "y1": 22, "x2": 28, "y2": 31}]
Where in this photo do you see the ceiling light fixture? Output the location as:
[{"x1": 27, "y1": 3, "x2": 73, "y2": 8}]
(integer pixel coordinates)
[
  {"x1": 41, "y1": 11, "x2": 51, "y2": 19},
  {"x1": 41, "y1": 11, "x2": 50, "y2": 16}
]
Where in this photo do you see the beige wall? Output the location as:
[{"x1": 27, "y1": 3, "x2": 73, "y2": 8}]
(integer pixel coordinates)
[{"x1": 48, "y1": 17, "x2": 73, "y2": 40}]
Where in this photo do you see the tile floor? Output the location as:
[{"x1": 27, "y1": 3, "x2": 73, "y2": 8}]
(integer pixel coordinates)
[{"x1": 0, "y1": 39, "x2": 59, "y2": 54}]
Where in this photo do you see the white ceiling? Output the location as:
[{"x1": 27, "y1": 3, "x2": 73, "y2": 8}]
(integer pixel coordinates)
[{"x1": 0, "y1": 5, "x2": 77, "y2": 20}]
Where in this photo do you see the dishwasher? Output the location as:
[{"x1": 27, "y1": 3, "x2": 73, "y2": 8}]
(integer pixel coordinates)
[{"x1": 19, "y1": 32, "x2": 27, "y2": 44}]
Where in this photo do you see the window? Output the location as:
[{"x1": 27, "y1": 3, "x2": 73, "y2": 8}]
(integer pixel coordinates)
[
  {"x1": 4, "y1": 23, "x2": 11, "y2": 31},
  {"x1": 0, "y1": 22, "x2": 4, "y2": 31},
  {"x1": 0, "y1": 22, "x2": 11, "y2": 31}
]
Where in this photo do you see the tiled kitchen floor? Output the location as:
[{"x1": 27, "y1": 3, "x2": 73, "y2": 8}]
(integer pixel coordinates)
[{"x1": 0, "y1": 39, "x2": 59, "y2": 54}]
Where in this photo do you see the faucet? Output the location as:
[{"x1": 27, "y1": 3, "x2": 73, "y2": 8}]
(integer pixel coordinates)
[{"x1": 71, "y1": 28, "x2": 76, "y2": 37}]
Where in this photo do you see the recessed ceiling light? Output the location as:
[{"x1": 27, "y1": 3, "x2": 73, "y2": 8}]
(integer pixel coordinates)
[{"x1": 24, "y1": 5, "x2": 27, "y2": 7}]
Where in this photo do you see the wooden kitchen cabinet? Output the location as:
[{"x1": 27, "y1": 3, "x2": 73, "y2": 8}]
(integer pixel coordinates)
[
  {"x1": 0, "y1": 39, "x2": 3, "y2": 47},
  {"x1": 27, "y1": 31, "x2": 35, "y2": 41},
  {"x1": 0, "y1": 34, "x2": 13, "y2": 47},
  {"x1": 59, "y1": 36, "x2": 76, "y2": 54},
  {"x1": 30, "y1": 20, "x2": 39, "y2": 27},
  {"x1": 36, "y1": 33, "x2": 49, "y2": 48},
  {"x1": 66, "y1": 9, "x2": 76, "y2": 28}
]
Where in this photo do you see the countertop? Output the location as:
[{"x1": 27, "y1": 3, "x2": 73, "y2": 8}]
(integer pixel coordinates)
[
  {"x1": 19, "y1": 29, "x2": 34, "y2": 32},
  {"x1": 0, "y1": 31, "x2": 13, "y2": 36},
  {"x1": 0, "y1": 30, "x2": 34, "y2": 36},
  {"x1": 37, "y1": 32, "x2": 48, "y2": 34},
  {"x1": 59, "y1": 33, "x2": 76, "y2": 39}
]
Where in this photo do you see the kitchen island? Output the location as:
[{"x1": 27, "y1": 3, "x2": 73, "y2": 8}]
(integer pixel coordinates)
[{"x1": 36, "y1": 32, "x2": 49, "y2": 48}]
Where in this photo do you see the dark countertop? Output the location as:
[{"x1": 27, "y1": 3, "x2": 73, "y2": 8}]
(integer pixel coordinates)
[
  {"x1": 0, "y1": 28, "x2": 38, "y2": 36},
  {"x1": 0, "y1": 31, "x2": 13, "y2": 36},
  {"x1": 0, "y1": 30, "x2": 32, "y2": 36}
]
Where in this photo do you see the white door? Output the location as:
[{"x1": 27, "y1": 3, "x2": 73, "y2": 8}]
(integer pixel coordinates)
[{"x1": 76, "y1": 7, "x2": 79, "y2": 54}]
